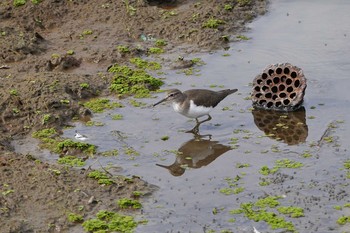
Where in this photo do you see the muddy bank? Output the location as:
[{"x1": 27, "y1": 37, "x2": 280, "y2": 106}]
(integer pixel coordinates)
[{"x1": 0, "y1": 0, "x2": 267, "y2": 232}]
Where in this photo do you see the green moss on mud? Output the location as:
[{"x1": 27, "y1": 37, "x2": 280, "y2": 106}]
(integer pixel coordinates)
[
  {"x1": 117, "y1": 198, "x2": 142, "y2": 209},
  {"x1": 108, "y1": 64, "x2": 163, "y2": 98},
  {"x1": 32, "y1": 128, "x2": 57, "y2": 139},
  {"x1": 83, "y1": 98, "x2": 123, "y2": 113},
  {"x1": 82, "y1": 210, "x2": 138, "y2": 233},
  {"x1": 88, "y1": 170, "x2": 113, "y2": 185},
  {"x1": 67, "y1": 212, "x2": 83, "y2": 223},
  {"x1": 58, "y1": 156, "x2": 86, "y2": 167}
]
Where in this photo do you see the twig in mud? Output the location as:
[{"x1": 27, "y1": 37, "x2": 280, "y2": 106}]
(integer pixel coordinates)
[
  {"x1": 98, "y1": 160, "x2": 113, "y2": 177},
  {"x1": 317, "y1": 120, "x2": 336, "y2": 147}
]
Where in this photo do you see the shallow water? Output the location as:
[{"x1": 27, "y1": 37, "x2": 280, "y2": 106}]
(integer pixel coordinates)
[{"x1": 15, "y1": 0, "x2": 350, "y2": 232}]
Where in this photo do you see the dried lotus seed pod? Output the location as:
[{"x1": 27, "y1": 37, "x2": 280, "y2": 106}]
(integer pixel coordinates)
[{"x1": 251, "y1": 63, "x2": 307, "y2": 111}]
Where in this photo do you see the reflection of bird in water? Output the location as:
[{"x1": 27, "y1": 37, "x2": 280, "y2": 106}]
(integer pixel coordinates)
[
  {"x1": 156, "y1": 138, "x2": 231, "y2": 176},
  {"x1": 153, "y1": 88, "x2": 237, "y2": 133},
  {"x1": 74, "y1": 130, "x2": 88, "y2": 141},
  {"x1": 252, "y1": 107, "x2": 308, "y2": 145}
]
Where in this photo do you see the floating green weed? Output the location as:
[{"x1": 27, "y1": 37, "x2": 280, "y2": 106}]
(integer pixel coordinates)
[
  {"x1": 301, "y1": 151, "x2": 312, "y2": 158},
  {"x1": 124, "y1": 147, "x2": 140, "y2": 156},
  {"x1": 230, "y1": 196, "x2": 299, "y2": 232},
  {"x1": 117, "y1": 198, "x2": 142, "y2": 209},
  {"x1": 83, "y1": 98, "x2": 123, "y2": 113},
  {"x1": 277, "y1": 206, "x2": 304, "y2": 218},
  {"x1": 260, "y1": 159, "x2": 303, "y2": 176},
  {"x1": 275, "y1": 159, "x2": 303, "y2": 169},
  {"x1": 344, "y1": 159, "x2": 350, "y2": 179},
  {"x1": 101, "y1": 149, "x2": 119, "y2": 156},
  {"x1": 220, "y1": 176, "x2": 244, "y2": 195},
  {"x1": 85, "y1": 121, "x2": 104, "y2": 126},
  {"x1": 129, "y1": 99, "x2": 146, "y2": 107},
  {"x1": 259, "y1": 165, "x2": 278, "y2": 175},
  {"x1": 112, "y1": 114, "x2": 123, "y2": 120},
  {"x1": 236, "y1": 35, "x2": 250, "y2": 40},
  {"x1": 56, "y1": 139, "x2": 96, "y2": 155},
  {"x1": 191, "y1": 57, "x2": 206, "y2": 66},
  {"x1": 82, "y1": 210, "x2": 138, "y2": 232},
  {"x1": 236, "y1": 163, "x2": 250, "y2": 168},
  {"x1": 58, "y1": 156, "x2": 85, "y2": 167},
  {"x1": 337, "y1": 216, "x2": 350, "y2": 225}
]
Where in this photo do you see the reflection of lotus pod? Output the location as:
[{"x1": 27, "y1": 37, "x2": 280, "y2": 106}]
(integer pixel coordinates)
[
  {"x1": 251, "y1": 63, "x2": 307, "y2": 111},
  {"x1": 252, "y1": 107, "x2": 308, "y2": 145}
]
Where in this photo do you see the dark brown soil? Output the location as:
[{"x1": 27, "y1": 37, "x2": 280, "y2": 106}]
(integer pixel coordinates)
[{"x1": 0, "y1": 0, "x2": 267, "y2": 232}]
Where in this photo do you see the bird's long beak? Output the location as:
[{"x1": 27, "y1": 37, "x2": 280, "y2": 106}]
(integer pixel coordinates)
[{"x1": 153, "y1": 97, "x2": 168, "y2": 107}]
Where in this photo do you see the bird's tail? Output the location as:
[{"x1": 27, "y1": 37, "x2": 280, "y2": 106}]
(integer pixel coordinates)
[{"x1": 219, "y1": 89, "x2": 238, "y2": 96}]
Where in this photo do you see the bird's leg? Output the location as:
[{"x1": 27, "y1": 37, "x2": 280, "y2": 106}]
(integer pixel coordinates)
[
  {"x1": 186, "y1": 115, "x2": 212, "y2": 134},
  {"x1": 198, "y1": 114, "x2": 212, "y2": 124},
  {"x1": 186, "y1": 123, "x2": 200, "y2": 134}
]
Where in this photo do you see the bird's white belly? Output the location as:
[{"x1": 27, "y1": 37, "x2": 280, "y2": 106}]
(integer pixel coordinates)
[{"x1": 173, "y1": 100, "x2": 212, "y2": 118}]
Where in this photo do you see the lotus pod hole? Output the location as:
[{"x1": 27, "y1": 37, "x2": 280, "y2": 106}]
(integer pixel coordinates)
[{"x1": 251, "y1": 63, "x2": 307, "y2": 111}]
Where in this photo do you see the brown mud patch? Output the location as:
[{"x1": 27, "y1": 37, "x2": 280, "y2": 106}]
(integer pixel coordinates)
[{"x1": 0, "y1": 0, "x2": 267, "y2": 232}]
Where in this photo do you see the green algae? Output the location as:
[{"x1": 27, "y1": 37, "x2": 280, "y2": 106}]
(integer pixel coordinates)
[
  {"x1": 112, "y1": 114, "x2": 123, "y2": 120},
  {"x1": 83, "y1": 98, "x2": 123, "y2": 113},
  {"x1": 67, "y1": 212, "x2": 83, "y2": 223},
  {"x1": 56, "y1": 139, "x2": 96, "y2": 155},
  {"x1": 277, "y1": 206, "x2": 304, "y2": 218},
  {"x1": 117, "y1": 198, "x2": 142, "y2": 209},
  {"x1": 82, "y1": 210, "x2": 138, "y2": 233},
  {"x1": 230, "y1": 196, "x2": 300, "y2": 232},
  {"x1": 337, "y1": 216, "x2": 350, "y2": 225},
  {"x1": 32, "y1": 128, "x2": 57, "y2": 139},
  {"x1": 57, "y1": 156, "x2": 85, "y2": 167},
  {"x1": 202, "y1": 17, "x2": 224, "y2": 29},
  {"x1": 260, "y1": 159, "x2": 303, "y2": 176},
  {"x1": 108, "y1": 64, "x2": 163, "y2": 98},
  {"x1": 129, "y1": 57, "x2": 161, "y2": 70},
  {"x1": 88, "y1": 170, "x2": 113, "y2": 185}
]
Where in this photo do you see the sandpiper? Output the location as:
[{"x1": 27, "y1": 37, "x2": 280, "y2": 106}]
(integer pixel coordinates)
[
  {"x1": 153, "y1": 88, "x2": 237, "y2": 132},
  {"x1": 74, "y1": 130, "x2": 88, "y2": 141}
]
